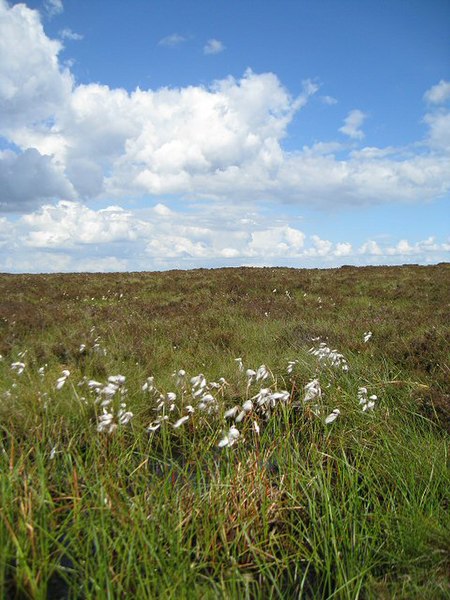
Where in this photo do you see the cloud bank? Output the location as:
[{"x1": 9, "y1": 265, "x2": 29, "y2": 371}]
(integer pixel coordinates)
[{"x1": 0, "y1": 199, "x2": 447, "y2": 273}]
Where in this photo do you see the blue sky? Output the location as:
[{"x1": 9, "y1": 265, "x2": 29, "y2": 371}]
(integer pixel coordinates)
[{"x1": 0, "y1": 0, "x2": 449, "y2": 272}]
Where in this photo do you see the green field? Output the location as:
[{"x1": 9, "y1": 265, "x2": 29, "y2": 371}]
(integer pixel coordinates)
[{"x1": 0, "y1": 264, "x2": 449, "y2": 599}]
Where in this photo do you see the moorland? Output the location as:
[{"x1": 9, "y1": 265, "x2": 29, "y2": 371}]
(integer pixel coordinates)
[{"x1": 0, "y1": 264, "x2": 449, "y2": 598}]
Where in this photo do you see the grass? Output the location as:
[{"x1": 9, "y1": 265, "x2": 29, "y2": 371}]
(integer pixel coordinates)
[{"x1": 0, "y1": 264, "x2": 449, "y2": 598}]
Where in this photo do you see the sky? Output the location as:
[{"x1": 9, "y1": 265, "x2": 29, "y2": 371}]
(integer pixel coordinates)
[{"x1": 0, "y1": 0, "x2": 449, "y2": 273}]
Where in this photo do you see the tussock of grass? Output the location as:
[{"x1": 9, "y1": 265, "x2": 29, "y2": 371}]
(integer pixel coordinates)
[{"x1": 0, "y1": 264, "x2": 449, "y2": 598}]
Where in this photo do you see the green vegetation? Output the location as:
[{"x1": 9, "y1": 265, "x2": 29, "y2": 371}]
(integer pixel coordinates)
[{"x1": 0, "y1": 264, "x2": 449, "y2": 599}]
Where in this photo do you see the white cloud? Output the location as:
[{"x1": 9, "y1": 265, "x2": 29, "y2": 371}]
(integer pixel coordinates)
[
  {"x1": 248, "y1": 226, "x2": 305, "y2": 257},
  {"x1": 59, "y1": 28, "x2": 83, "y2": 41},
  {"x1": 22, "y1": 201, "x2": 146, "y2": 247},
  {"x1": 424, "y1": 80, "x2": 450, "y2": 105},
  {"x1": 0, "y1": 149, "x2": 75, "y2": 212},
  {"x1": 158, "y1": 33, "x2": 187, "y2": 47},
  {"x1": 0, "y1": 199, "x2": 448, "y2": 272},
  {"x1": 0, "y1": 0, "x2": 72, "y2": 131},
  {"x1": 359, "y1": 240, "x2": 382, "y2": 255},
  {"x1": 339, "y1": 109, "x2": 366, "y2": 139},
  {"x1": 203, "y1": 38, "x2": 225, "y2": 55},
  {"x1": 423, "y1": 110, "x2": 450, "y2": 153},
  {"x1": 0, "y1": 1, "x2": 449, "y2": 217},
  {"x1": 320, "y1": 95, "x2": 338, "y2": 105},
  {"x1": 304, "y1": 235, "x2": 333, "y2": 257},
  {"x1": 334, "y1": 242, "x2": 352, "y2": 257},
  {"x1": 44, "y1": 0, "x2": 63, "y2": 18}
]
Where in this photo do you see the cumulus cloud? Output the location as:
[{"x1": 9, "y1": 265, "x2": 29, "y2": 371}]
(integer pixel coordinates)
[
  {"x1": 0, "y1": 0, "x2": 72, "y2": 131},
  {"x1": 0, "y1": 0, "x2": 449, "y2": 217},
  {"x1": 424, "y1": 80, "x2": 450, "y2": 105},
  {"x1": 339, "y1": 109, "x2": 366, "y2": 139},
  {"x1": 203, "y1": 38, "x2": 225, "y2": 55},
  {"x1": 0, "y1": 199, "x2": 448, "y2": 272},
  {"x1": 0, "y1": 149, "x2": 75, "y2": 212},
  {"x1": 22, "y1": 201, "x2": 145, "y2": 248},
  {"x1": 158, "y1": 33, "x2": 187, "y2": 47}
]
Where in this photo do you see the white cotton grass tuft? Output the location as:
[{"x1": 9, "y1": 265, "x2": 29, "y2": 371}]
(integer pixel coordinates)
[
  {"x1": 173, "y1": 415, "x2": 190, "y2": 428},
  {"x1": 304, "y1": 379, "x2": 321, "y2": 403},
  {"x1": 287, "y1": 359, "x2": 298, "y2": 374},
  {"x1": 309, "y1": 341, "x2": 349, "y2": 371},
  {"x1": 190, "y1": 374, "x2": 206, "y2": 390},
  {"x1": 324, "y1": 408, "x2": 340, "y2": 424},
  {"x1": 224, "y1": 406, "x2": 239, "y2": 419},
  {"x1": 142, "y1": 376, "x2": 155, "y2": 392},
  {"x1": 358, "y1": 387, "x2": 377, "y2": 412},
  {"x1": 218, "y1": 425, "x2": 240, "y2": 448},
  {"x1": 256, "y1": 364, "x2": 269, "y2": 382},
  {"x1": 234, "y1": 357, "x2": 244, "y2": 371},
  {"x1": 56, "y1": 369, "x2": 70, "y2": 390},
  {"x1": 246, "y1": 368, "x2": 256, "y2": 383},
  {"x1": 11, "y1": 362, "x2": 26, "y2": 375},
  {"x1": 363, "y1": 331, "x2": 373, "y2": 343},
  {"x1": 174, "y1": 369, "x2": 186, "y2": 387}
]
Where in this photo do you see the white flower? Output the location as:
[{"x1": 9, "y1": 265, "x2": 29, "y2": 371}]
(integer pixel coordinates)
[
  {"x1": 147, "y1": 422, "x2": 161, "y2": 432},
  {"x1": 218, "y1": 425, "x2": 240, "y2": 448},
  {"x1": 56, "y1": 369, "x2": 70, "y2": 390},
  {"x1": 246, "y1": 369, "x2": 256, "y2": 384},
  {"x1": 324, "y1": 409, "x2": 340, "y2": 424},
  {"x1": 362, "y1": 401, "x2": 375, "y2": 412},
  {"x1": 235, "y1": 357, "x2": 244, "y2": 371},
  {"x1": 88, "y1": 379, "x2": 103, "y2": 390},
  {"x1": 175, "y1": 369, "x2": 186, "y2": 386},
  {"x1": 256, "y1": 365, "x2": 269, "y2": 382},
  {"x1": 100, "y1": 383, "x2": 118, "y2": 397},
  {"x1": 108, "y1": 374, "x2": 126, "y2": 385},
  {"x1": 173, "y1": 415, "x2": 190, "y2": 428},
  {"x1": 304, "y1": 379, "x2": 321, "y2": 403},
  {"x1": 224, "y1": 406, "x2": 239, "y2": 419},
  {"x1": 11, "y1": 362, "x2": 25, "y2": 375},
  {"x1": 309, "y1": 342, "x2": 349, "y2": 371},
  {"x1": 271, "y1": 390, "x2": 290, "y2": 403},
  {"x1": 201, "y1": 393, "x2": 215, "y2": 403},
  {"x1": 287, "y1": 360, "x2": 298, "y2": 374},
  {"x1": 118, "y1": 410, "x2": 134, "y2": 425},
  {"x1": 235, "y1": 410, "x2": 246, "y2": 423},
  {"x1": 190, "y1": 374, "x2": 206, "y2": 389},
  {"x1": 242, "y1": 399, "x2": 253, "y2": 413},
  {"x1": 142, "y1": 377, "x2": 154, "y2": 392}
]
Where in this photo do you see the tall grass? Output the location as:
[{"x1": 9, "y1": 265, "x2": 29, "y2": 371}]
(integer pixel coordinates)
[{"x1": 0, "y1": 265, "x2": 449, "y2": 598}]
